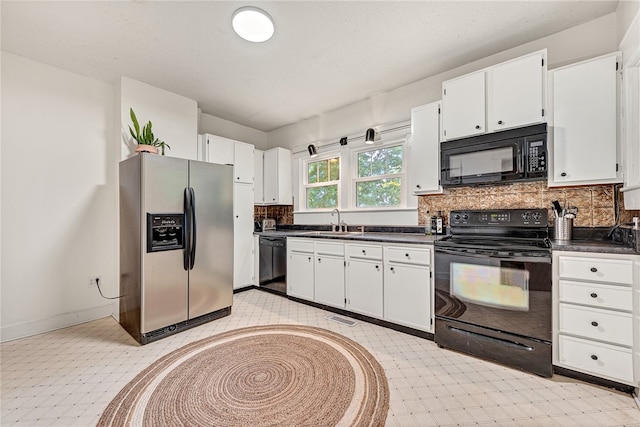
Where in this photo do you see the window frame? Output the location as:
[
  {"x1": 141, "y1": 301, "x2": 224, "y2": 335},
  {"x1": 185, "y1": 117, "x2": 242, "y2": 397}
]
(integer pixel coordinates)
[
  {"x1": 302, "y1": 153, "x2": 342, "y2": 211},
  {"x1": 350, "y1": 138, "x2": 407, "y2": 210}
]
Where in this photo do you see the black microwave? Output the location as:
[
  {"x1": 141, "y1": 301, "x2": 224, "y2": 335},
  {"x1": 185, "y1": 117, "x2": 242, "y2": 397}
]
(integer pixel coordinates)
[{"x1": 440, "y1": 124, "x2": 547, "y2": 187}]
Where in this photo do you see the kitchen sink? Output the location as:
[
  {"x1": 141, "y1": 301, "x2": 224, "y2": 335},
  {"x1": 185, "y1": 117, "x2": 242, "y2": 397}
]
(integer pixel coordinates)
[{"x1": 298, "y1": 231, "x2": 365, "y2": 236}]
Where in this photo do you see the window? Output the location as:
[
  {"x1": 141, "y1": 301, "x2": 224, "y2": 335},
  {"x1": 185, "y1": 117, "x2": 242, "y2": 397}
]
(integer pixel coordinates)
[
  {"x1": 354, "y1": 145, "x2": 404, "y2": 207},
  {"x1": 305, "y1": 156, "x2": 340, "y2": 209}
]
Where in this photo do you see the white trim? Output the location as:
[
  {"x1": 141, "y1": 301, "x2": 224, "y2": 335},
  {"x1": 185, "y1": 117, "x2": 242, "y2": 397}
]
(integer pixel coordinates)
[{"x1": 1, "y1": 304, "x2": 114, "y2": 343}]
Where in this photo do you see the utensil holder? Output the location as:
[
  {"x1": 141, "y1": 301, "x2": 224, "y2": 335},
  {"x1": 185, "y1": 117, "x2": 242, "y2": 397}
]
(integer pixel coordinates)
[{"x1": 554, "y1": 217, "x2": 573, "y2": 241}]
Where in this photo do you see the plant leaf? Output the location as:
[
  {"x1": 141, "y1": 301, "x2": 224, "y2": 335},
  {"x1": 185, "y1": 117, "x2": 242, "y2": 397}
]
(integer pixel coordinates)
[{"x1": 129, "y1": 108, "x2": 140, "y2": 137}]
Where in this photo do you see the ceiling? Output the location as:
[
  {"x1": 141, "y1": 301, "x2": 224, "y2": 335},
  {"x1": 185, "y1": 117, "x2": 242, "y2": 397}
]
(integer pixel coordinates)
[{"x1": 1, "y1": 1, "x2": 619, "y2": 133}]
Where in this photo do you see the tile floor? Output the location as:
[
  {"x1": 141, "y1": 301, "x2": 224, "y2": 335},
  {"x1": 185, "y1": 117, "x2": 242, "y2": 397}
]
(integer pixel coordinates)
[{"x1": 2, "y1": 289, "x2": 639, "y2": 426}]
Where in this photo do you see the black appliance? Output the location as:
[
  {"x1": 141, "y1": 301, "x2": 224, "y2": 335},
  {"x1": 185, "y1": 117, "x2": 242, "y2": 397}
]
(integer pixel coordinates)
[
  {"x1": 440, "y1": 124, "x2": 547, "y2": 187},
  {"x1": 259, "y1": 236, "x2": 287, "y2": 294},
  {"x1": 434, "y1": 208, "x2": 552, "y2": 377}
]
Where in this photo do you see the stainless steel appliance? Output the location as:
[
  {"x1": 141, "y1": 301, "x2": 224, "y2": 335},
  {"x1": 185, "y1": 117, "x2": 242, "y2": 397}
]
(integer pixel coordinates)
[
  {"x1": 440, "y1": 124, "x2": 547, "y2": 187},
  {"x1": 119, "y1": 153, "x2": 234, "y2": 344},
  {"x1": 259, "y1": 236, "x2": 286, "y2": 294},
  {"x1": 434, "y1": 209, "x2": 552, "y2": 377}
]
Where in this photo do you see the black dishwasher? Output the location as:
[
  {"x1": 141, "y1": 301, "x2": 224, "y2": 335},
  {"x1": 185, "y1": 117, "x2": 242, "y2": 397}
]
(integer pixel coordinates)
[{"x1": 259, "y1": 236, "x2": 286, "y2": 294}]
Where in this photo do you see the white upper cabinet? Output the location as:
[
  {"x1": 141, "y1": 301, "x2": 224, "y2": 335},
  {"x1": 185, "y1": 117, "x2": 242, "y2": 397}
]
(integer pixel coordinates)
[
  {"x1": 204, "y1": 134, "x2": 234, "y2": 165},
  {"x1": 442, "y1": 70, "x2": 486, "y2": 140},
  {"x1": 263, "y1": 147, "x2": 293, "y2": 205},
  {"x1": 548, "y1": 52, "x2": 621, "y2": 186},
  {"x1": 488, "y1": 51, "x2": 546, "y2": 132},
  {"x1": 254, "y1": 148, "x2": 264, "y2": 204},
  {"x1": 409, "y1": 102, "x2": 442, "y2": 194},
  {"x1": 442, "y1": 49, "x2": 547, "y2": 141},
  {"x1": 233, "y1": 141, "x2": 254, "y2": 184}
]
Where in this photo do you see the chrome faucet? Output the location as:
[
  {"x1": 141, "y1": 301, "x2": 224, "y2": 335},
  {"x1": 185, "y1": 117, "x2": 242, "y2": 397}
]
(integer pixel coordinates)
[{"x1": 331, "y1": 208, "x2": 344, "y2": 232}]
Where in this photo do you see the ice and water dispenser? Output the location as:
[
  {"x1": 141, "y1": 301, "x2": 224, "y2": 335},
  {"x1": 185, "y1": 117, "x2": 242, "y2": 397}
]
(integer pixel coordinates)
[{"x1": 146, "y1": 213, "x2": 185, "y2": 252}]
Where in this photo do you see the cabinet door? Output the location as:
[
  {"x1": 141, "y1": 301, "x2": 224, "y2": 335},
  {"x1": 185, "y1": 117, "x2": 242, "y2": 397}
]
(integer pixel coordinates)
[
  {"x1": 287, "y1": 251, "x2": 314, "y2": 300},
  {"x1": 315, "y1": 256, "x2": 345, "y2": 308},
  {"x1": 409, "y1": 102, "x2": 442, "y2": 194},
  {"x1": 263, "y1": 147, "x2": 293, "y2": 205},
  {"x1": 346, "y1": 259, "x2": 383, "y2": 318},
  {"x1": 550, "y1": 53, "x2": 619, "y2": 185},
  {"x1": 233, "y1": 183, "x2": 254, "y2": 289},
  {"x1": 206, "y1": 134, "x2": 234, "y2": 165},
  {"x1": 263, "y1": 148, "x2": 278, "y2": 204},
  {"x1": 442, "y1": 71, "x2": 486, "y2": 140},
  {"x1": 488, "y1": 51, "x2": 545, "y2": 132},
  {"x1": 254, "y1": 149, "x2": 264, "y2": 203},
  {"x1": 384, "y1": 263, "x2": 432, "y2": 331},
  {"x1": 234, "y1": 142, "x2": 255, "y2": 184}
]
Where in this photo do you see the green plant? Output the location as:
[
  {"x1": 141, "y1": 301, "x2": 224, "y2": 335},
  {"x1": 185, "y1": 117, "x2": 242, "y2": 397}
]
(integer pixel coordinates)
[{"x1": 128, "y1": 108, "x2": 171, "y2": 155}]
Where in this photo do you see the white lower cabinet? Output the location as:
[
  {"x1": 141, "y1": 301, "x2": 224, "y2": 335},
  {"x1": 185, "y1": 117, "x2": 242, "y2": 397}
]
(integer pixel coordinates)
[
  {"x1": 345, "y1": 243, "x2": 383, "y2": 318},
  {"x1": 553, "y1": 251, "x2": 639, "y2": 386},
  {"x1": 383, "y1": 245, "x2": 432, "y2": 332},
  {"x1": 287, "y1": 238, "x2": 435, "y2": 333},
  {"x1": 315, "y1": 242, "x2": 345, "y2": 309},
  {"x1": 287, "y1": 239, "x2": 315, "y2": 300}
]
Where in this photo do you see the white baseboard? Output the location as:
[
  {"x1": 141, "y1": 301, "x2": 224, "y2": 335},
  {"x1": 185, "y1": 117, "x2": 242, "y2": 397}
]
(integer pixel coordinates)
[{"x1": 1, "y1": 304, "x2": 115, "y2": 343}]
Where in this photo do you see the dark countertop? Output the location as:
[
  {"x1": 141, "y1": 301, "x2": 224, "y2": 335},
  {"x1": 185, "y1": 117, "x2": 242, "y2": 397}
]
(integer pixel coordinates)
[
  {"x1": 255, "y1": 225, "x2": 640, "y2": 254},
  {"x1": 255, "y1": 224, "x2": 441, "y2": 245}
]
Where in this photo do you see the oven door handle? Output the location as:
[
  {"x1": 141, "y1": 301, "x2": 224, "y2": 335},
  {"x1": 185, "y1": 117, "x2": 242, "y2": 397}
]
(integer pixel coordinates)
[{"x1": 435, "y1": 247, "x2": 550, "y2": 263}]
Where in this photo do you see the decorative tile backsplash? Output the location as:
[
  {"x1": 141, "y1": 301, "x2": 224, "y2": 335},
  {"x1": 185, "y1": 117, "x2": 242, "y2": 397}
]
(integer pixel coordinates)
[
  {"x1": 256, "y1": 182, "x2": 639, "y2": 228},
  {"x1": 254, "y1": 205, "x2": 294, "y2": 225},
  {"x1": 418, "y1": 182, "x2": 639, "y2": 228}
]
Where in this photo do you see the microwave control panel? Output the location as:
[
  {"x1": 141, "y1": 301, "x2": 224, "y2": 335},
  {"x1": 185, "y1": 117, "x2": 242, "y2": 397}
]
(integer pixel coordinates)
[{"x1": 527, "y1": 139, "x2": 547, "y2": 173}]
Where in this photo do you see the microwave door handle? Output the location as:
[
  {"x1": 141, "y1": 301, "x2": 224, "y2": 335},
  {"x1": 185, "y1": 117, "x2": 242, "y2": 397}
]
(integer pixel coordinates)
[{"x1": 517, "y1": 146, "x2": 524, "y2": 173}]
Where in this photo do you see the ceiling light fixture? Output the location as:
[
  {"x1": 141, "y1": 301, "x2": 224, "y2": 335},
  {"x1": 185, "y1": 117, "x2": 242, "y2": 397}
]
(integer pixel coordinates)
[
  {"x1": 308, "y1": 144, "x2": 318, "y2": 158},
  {"x1": 232, "y1": 6, "x2": 274, "y2": 43},
  {"x1": 365, "y1": 128, "x2": 376, "y2": 144}
]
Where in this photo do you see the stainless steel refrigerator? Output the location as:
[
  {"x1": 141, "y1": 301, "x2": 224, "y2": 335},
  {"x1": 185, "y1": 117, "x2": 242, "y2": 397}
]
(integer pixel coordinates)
[{"x1": 119, "y1": 153, "x2": 233, "y2": 344}]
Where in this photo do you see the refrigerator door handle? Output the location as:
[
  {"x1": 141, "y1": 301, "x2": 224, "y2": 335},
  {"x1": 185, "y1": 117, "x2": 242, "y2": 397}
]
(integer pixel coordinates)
[
  {"x1": 189, "y1": 187, "x2": 197, "y2": 270},
  {"x1": 183, "y1": 187, "x2": 192, "y2": 271}
]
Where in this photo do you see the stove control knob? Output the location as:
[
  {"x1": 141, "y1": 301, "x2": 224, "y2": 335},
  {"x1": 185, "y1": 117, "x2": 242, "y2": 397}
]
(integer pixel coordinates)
[
  {"x1": 454, "y1": 214, "x2": 461, "y2": 221},
  {"x1": 521, "y1": 212, "x2": 530, "y2": 221},
  {"x1": 532, "y1": 212, "x2": 542, "y2": 222},
  {"x1": 462, "y1": 214, "x2": 469, "y2": 220}
]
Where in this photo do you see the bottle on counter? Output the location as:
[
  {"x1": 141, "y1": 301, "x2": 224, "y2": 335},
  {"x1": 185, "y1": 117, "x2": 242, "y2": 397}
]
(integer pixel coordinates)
[{"x1": 436, "y1": 211, "x2": 443, "y2": 234}]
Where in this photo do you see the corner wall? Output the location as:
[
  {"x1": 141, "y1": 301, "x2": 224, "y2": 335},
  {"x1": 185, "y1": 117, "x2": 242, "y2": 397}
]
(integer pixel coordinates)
[{"x1": 1, "y1": 52, "x2": 116, "y2": 341}]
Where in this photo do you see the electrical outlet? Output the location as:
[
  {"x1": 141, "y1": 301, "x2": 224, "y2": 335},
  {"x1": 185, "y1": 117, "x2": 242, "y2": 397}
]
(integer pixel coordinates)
[{"x1": 88, "y1": 276, "x2": 101, "y2": 288}]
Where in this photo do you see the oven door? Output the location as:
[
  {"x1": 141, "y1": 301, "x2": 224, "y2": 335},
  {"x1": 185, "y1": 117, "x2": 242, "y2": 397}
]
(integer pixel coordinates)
[{"x1": 434, "y1": 246, "x2": 551, "y2": 342}]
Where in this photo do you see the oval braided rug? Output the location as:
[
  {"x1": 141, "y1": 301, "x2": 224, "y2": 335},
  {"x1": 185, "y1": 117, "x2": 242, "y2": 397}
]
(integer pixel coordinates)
[{"x1": 98, "y1": 324, "x2": 389, "y2": 427}]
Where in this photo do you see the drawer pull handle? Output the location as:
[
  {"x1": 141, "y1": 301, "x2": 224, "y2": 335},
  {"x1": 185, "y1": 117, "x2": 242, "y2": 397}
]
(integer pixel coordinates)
[
  {"x1": 318, "y1": 258, "x2": 321, "y2": 263},
  {"x1": 362, "y1": 250, "x2": 366, "y2": 254},
  {"x1": 590, "y1": 267, "x2": 598, "y2": 273},
  {"x1": 390, "y1": 267, "x2": 395, "y2": 272},
  {"x1": 405, "y1": 253, "x2": 409, "y2": 257},
  {"x1": 591, "y1": 355, "x2": 598, "y2": 361},
  {"x1": 591, "y1": 321, "x2": 599, "y2": 327},
  {"x1": 375, "y1": 265, "x2": 379, "y2": 270},
  {"x1": 308, "y1": 257, "x2": 311, "y2": 261},
  {"x1": 590, "y1": 293, "x2": 598, "y2": 298}
]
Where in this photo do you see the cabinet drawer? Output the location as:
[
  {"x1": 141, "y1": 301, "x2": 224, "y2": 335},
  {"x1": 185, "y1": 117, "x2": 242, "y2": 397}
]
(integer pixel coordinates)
[
  {"x1": 558, "y1": 256, "x2": 632, "y2": 284},
  {"x1": 288, "y1": 239, "x2": 314, "y2": 253},
  {"x1": 558, "y1": 304, "x2": 632, "y2": 346},
  {"x1": 384, "y1": 246, "x2": 431, "y2": 266},
  {"x1": 558, "y1": 335, "x2": 634, "y2": 384},
  {"x1": 346, "y1": 243, "x2": 382, "y2": 260},
  {"x1": 316, "y1": 241, "x2": 344, "y2": 256},
  {"x1": 559, "y1": 280, "x2": 632, "y2": 311}
]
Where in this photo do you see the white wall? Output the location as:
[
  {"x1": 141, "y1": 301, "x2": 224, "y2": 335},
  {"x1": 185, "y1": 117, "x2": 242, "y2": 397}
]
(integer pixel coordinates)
[
  {"x1": 119, "y1": 77, "x2": 198, "y2": 161},
  {"x1": 1, "y1": 52, "x2": 116, "y2": 341},
  {"x1": 199, "y1": 111, "x2": 268, "y2": 149},
  {"x1": 617, "y1": 0, "x2": 640, "y2": 44},
  {"x1": 268, "y1": 13, "x2": 619, "y2": 152}
]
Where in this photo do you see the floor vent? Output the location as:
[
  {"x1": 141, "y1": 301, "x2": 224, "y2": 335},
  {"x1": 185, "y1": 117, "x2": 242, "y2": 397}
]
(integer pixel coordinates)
[{"x1": 326, "y1": 314, "x2": 358, "y2": 327}]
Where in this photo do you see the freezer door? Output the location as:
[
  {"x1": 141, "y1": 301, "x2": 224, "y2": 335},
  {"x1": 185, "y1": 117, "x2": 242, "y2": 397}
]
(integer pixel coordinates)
[
  {"x1": 141, "y1": 155, "x2": 189, "y2": 333},
  {"x1": 188, "y1": 160, "x2": 234, "y2": 318}
]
